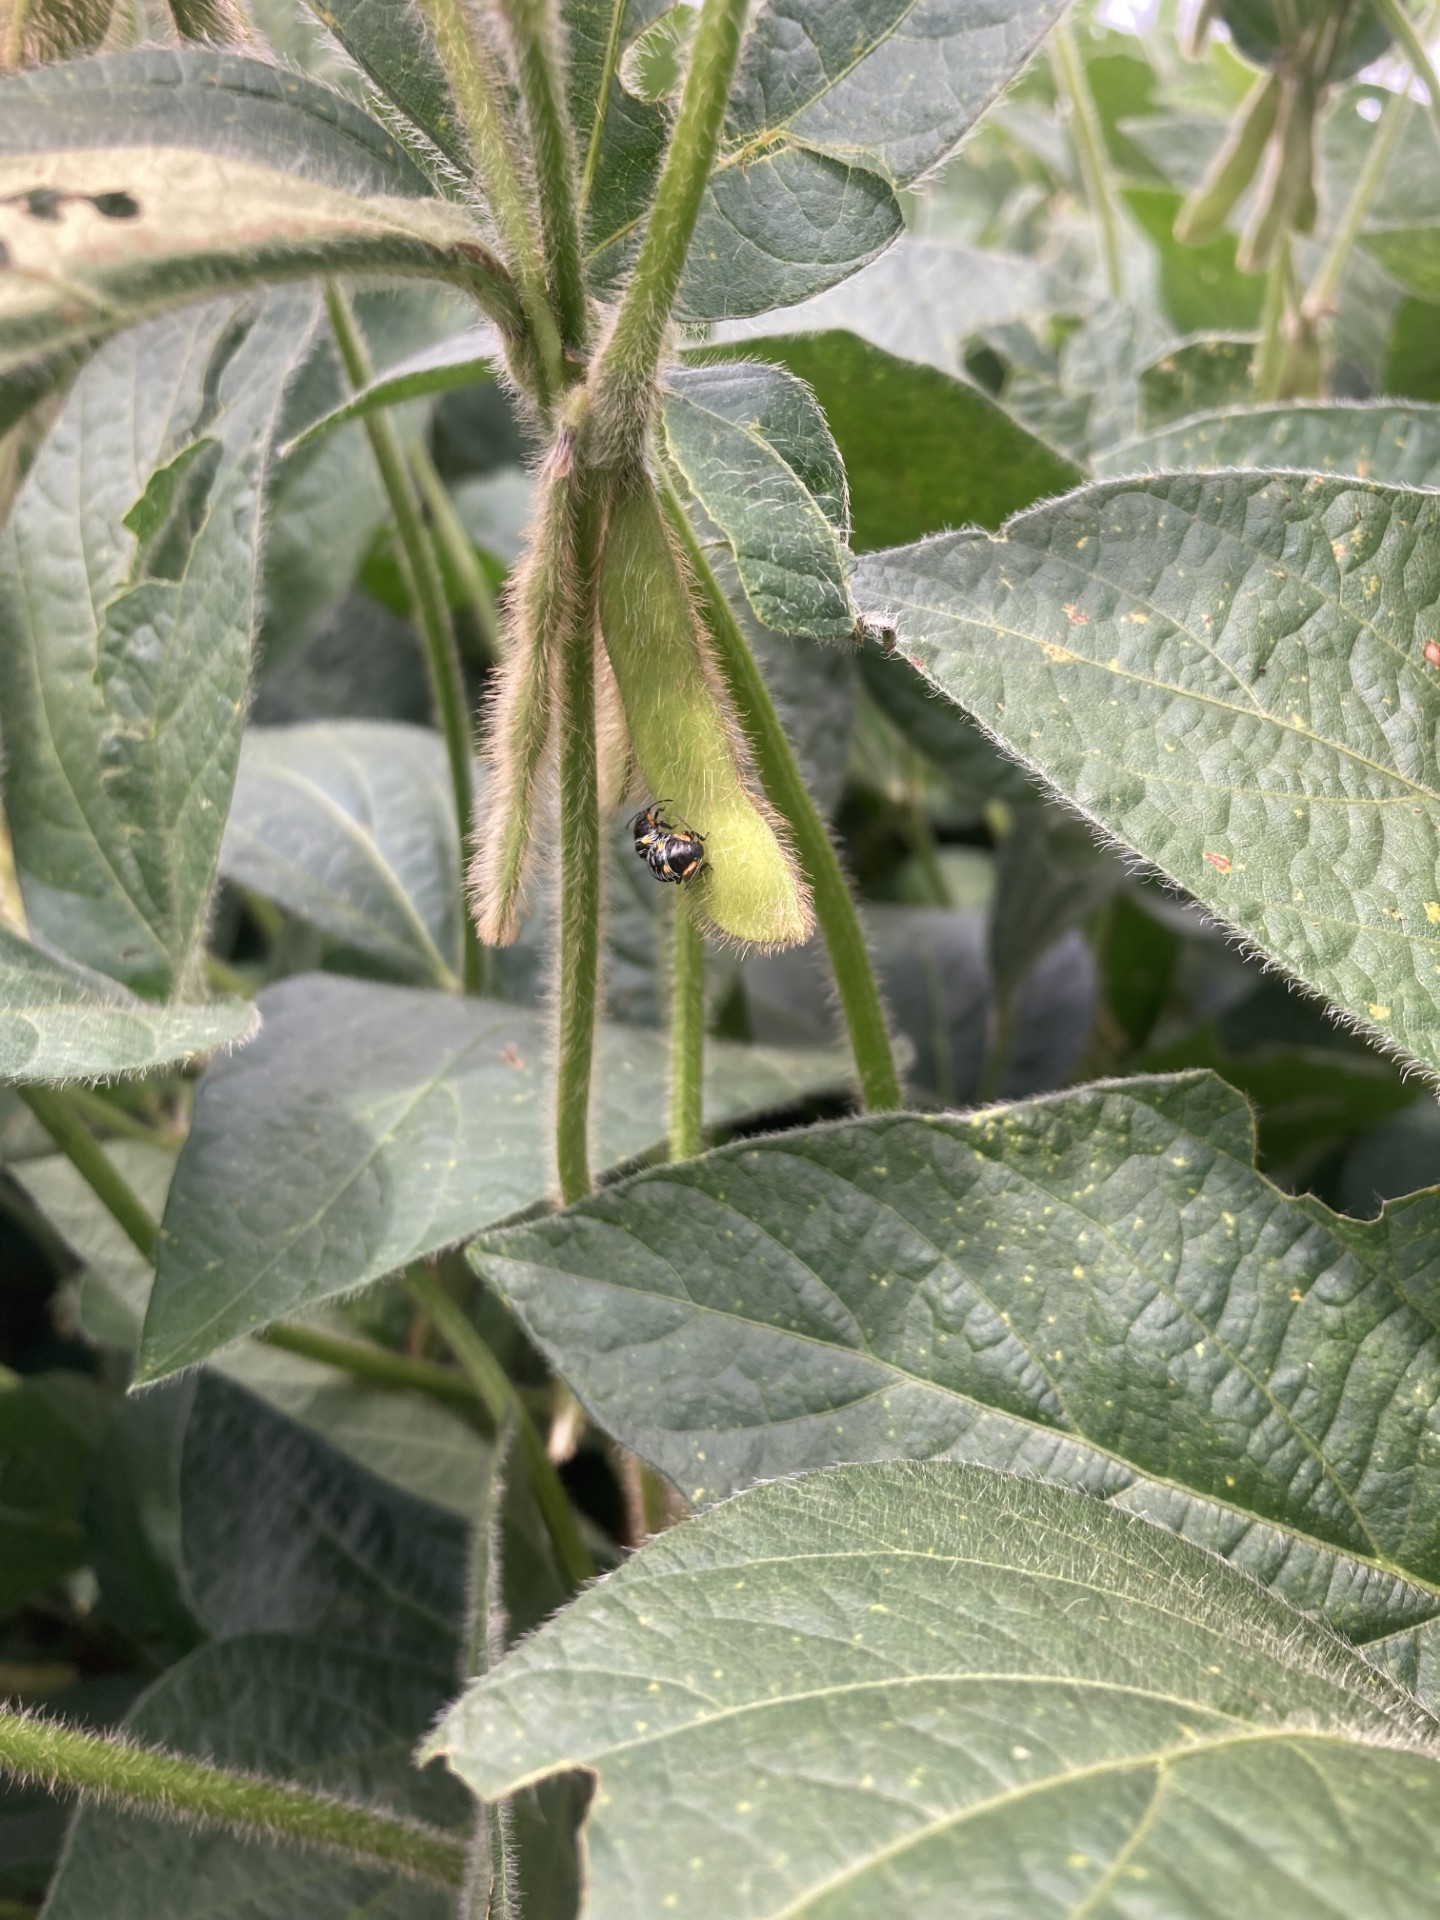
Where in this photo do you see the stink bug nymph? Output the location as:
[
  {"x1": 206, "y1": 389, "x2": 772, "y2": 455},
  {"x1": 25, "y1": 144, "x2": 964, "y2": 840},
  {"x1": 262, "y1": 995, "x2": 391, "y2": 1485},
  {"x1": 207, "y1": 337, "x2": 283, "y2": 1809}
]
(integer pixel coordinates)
[{"x1": 629, "y1": 803, "x2": 706, "y2": 885}]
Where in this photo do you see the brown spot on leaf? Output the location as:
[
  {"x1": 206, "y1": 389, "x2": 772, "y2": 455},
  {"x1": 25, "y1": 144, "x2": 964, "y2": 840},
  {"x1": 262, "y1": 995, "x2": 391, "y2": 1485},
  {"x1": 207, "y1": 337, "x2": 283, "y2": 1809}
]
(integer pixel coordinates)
[{"x1": 1203, "y1": 852, "x2": 1232, "y2": 874}]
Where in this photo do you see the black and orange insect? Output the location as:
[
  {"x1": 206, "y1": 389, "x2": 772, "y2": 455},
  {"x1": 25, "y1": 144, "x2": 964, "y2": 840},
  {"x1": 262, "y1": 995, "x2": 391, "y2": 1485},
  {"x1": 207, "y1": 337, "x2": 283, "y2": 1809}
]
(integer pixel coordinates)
[{"x1": 629, "y1": 802, "x2": 706, "y2": 885}]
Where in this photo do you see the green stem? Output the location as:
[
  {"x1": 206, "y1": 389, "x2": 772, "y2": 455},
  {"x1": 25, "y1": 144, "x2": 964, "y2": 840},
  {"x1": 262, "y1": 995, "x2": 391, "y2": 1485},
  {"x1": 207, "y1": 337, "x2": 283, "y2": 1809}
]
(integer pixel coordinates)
[
  {"x1": 259, "y1": 1321, "x2": 487, "y2": 1417},
  {"x1": 326, "y1": 287, "x2": 484, "y2": 995},
  {"x1": 1371, "y1": 0, "x2": 1440, "y2": 149},
  {"x1": 554, "y1": 480, "x2": 606, "y2": 1202},
  {"x1": 415, "y1": 0, "x2": 564, "y2": 406},
  {"x1": 1253, "y1": 236, "x2": 1293, "y2": 401},
  {"x1": 589, "y1": 0, "x2": 748, "y2": 451},
  {"x1": 1051, "y1": 19, "x2": 1124, "y2": 301},
  {"x1": 410, "y1": 443, "x2": 500, "y2": 662},
  {"x1": 1306, "y1": 23, "x2": 1438, "y2": 315},
  {"x1": 501, "y1": 0, "x2": 588, "y2": 353},
  {"x1": 4, "y1": 0, "x2": 33, "y2": 68},
  {"x1": 404, "y1": 1269, "x2": 593, "y2": 1588},
  {"x1": 0, "y1": 1705, "x2": 466, "y2": 1887},
  {"x1": 668, "y1": 892, "x2": 705, "y2": 1160},
  {"x1": 61, "y1": 1085, "x2": 174, "y2": 1149},
  {"x1": 18, "y1": 1088, "x2": 159, "y2": 1261},
  {"x1": 663, "y1": 490, "x2": 902, "y2": 1111}
]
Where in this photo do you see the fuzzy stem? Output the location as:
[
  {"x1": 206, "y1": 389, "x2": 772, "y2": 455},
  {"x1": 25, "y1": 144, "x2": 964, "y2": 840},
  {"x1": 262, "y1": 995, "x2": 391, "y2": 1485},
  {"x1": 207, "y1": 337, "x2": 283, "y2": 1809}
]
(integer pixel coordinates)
[
  {"x1": 0, "y1": 1705, "x2": 467, "y2": 1886},
  {"x1": 259, "y1": 1321, "x2": 488, "y2": 1417},
  {"x1": 326, "y1": 287, "x2": 484, "y2": 995},
  {"x1": 1051, "y1": 19, "x2": 1124, "y2": 300},
  {"x1": 61, "y1": 1085, "x2": 175, "y2": 1148},
  {"x1": 18, "y1": 1088, "x2": 159, "y2": 1261},
  {"x1": 404, "y1": 1268, "x2": 593, "y2": 1588},
  {"x1": 589, "y1": 0, "x2": 748, "y2": 453},
  {"x1": 410, "y1": 443, "x2": 500, "y2": 661},
  {"x1": 501, "y1": 0, "x2": 589, "y2": 352},
  {"x1": 664, "y1": 490, "x2": 903, "y2": 1111},
  {"x1": 415, "y1": 0, "x2": 564, "y2": 406},
  {"x1": 554, "y1": 479, "x2": 606, "y2": 1200},
  {"x1": 668, "y1": 893, "x2": 705, "y2": 1160}
]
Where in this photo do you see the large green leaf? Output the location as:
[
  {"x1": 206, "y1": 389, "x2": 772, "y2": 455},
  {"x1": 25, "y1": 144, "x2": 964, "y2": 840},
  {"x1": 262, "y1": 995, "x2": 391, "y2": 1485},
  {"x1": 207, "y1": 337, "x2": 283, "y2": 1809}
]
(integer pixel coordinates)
[
  {"x1": 662, "y1": 361, "x2": 855, "y2": 641},
  {"x1": 470, "y1": 1071, "x2": 1440, "y2": 1642},
  {"x1": 0, "y1": 927, "x2": 253, "y2": 1083},
  {"x1": 219, "y1": 722, "x2": 465, "y2": 990},
  {"x1": 693, "y1": 330, "x2": 1082, "y2": 549},
  {"x1": 42, "y1": 1634, "x2": 468, "y2": 1920},
  {"x1": 588, "y1": 0, "x2": 1073, "y2": 315},
  {"x1": 0, "y1": 296, "x2": 315, "y2": 996},
  {"x1": 0, "y1": 49, "x2": 433, "y2": 196},
  {"x1": 1364, "y1": 228, "x2": 1440, "y2": 299},
  {"x1": 1100, "y1": 398, "x2": 1440, "y2": 484},
  {"x1": 569, "y1": 0, "x2": 672, "y2": 286},
  {"x1": 713, "y1": 236, "x2": 1047, "y2": 372},
  {"x1": 0, "y1": 149, "x2": 518, "y2": 375},
  {"x1": 688, "y1": 0, "x2": 1072, "y2": 317},
  {"x1": 431, "y1": 1460, "x2": 1440, "y2": 1920},
  {"x1": 0, "y1": 1371, "x2": 108, "y2": 1614},
  {"x1": 136, "y1": 974, "x2": 848, "y2": 1381},
  {"x1": 179, "y1": 1374, "x2": 466, "y2": 1662},
  {"x1": 300, "y1": 0, "x2": 466, "y2": 171},
  {"x1": 852, "y1": 472, "x2": 1440, "y2": 1075}
]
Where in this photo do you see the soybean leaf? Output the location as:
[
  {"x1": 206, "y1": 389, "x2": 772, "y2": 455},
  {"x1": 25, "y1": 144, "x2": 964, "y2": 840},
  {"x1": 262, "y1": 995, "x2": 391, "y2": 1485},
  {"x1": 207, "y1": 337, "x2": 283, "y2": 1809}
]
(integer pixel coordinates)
[
  {"x1": 0, "y1": 1371, "x2": 108, "y2": 1614},
  {"x1": 569, "y1": 0, "x2": 672, "y2": 282},
  {"x1": 1134, "y1": 337, "x2": 1259, "y2": 432},
  {"x1": 712, "y1": 236, "x2": 1047, "y2": 372},
  {"x1": 1364, "y1": 229, "x2": 1440, "y2": 300},
  {"x1": 662, "y1": 361, "x2": 855, "y2": 641},
  {"x1": 0, "y1": 928, "x2": 254, "y2": 1085},
  {"x1": 0, "y1": 49, "x2": 433, "y2": 196},
  {"x1": 990, "y1": 803, "x2": 1125, "y2": 991},
  {"x1": 470, "y1": 1071, "x2": 1440, "y2": 1642},
  {"x1": 136, "y1": 974, "x2": 849, "y2": 1381},
  {"x1": 674, "y1": 0, "x2": 1073, "y2": 318},
  {"x1": 430, "y1": 1461, "x2": 1440, "y2": 1920},
  {"x1": 0, "y1": 296, "x2": 316, "y2": 996},
  {"x1": 1123, "y1": 184, "x2": 1265, "y2": 336},
  {"x1": 1100, "y1": 398, "x2": 1440, "y2": 484},
  {"x1": 11, "y1": 1141, "x2": 173, "y2": 1347},
  {"x1": 216, "y1": 1336, "x2": 495, "y2": 1518},
  {"x1": 999, "y1": 925, "x2": 1097, "y2": 1095},
  {"x1": 42, "y1": 1635, "x2": 468, "y2": 1920},
  {"x1": 852, "y1": 473, "x2": 1440, "y2": 1076},
  {"x1": 279, "y1": 326, "x2": 498, "y2": 458},
  {"x1": 179, "y1": 1374, "x2": 466, "y2": 1663},
  {"x1": 219, "y1": 722, "x2": 465, "y2": 990},
  {"x1": 693, "y1": 331, "x2": 1082, "y2": 550},
  {"x1": 299, "y1": 0, "x2": 466, "y2": 171},
  {"x1": 0, "y1": 149, "x2": 518, "y2": 375}
]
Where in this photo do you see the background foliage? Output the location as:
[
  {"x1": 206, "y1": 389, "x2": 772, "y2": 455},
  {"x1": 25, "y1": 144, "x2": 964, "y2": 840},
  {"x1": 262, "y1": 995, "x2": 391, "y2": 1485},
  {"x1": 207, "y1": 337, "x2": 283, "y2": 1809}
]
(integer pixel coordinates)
[{"x1": 6, "y1": 0, "x2": 1440, "y2": 1913}]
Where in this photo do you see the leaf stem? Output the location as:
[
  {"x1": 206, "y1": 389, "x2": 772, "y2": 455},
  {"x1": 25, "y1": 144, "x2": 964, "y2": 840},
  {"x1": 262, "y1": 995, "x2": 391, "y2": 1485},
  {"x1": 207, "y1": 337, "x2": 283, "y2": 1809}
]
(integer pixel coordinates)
[
  {"x1": 554, "y1": 479, "x2": 607, "y2": 1201},
  {"x1": 668, "y1": 892, "x2": 705, "y2": 1159},
  {"x1": 258, "y1": 1321, "x2": 488, "y2": 1417},
  {"x1": 1306, "y1": 30, "x2": 1438, "y2": 317},
  {"x1": 404, "y1": 1268, "x2": 593, "y2": 1588},
  {"x1": 1253, "y1": 235, "x2": 1294, "y2": 401},
  {"x1": 325, "y1": 287, "x2": 484, "y2": 995},
  {"x1": 501, "y1": 0, "x2": 589, "y2": 352},
  {"x1": 415, "y1": 0, "x2": 564, "y2": 406},
  {"x1": 1051, "y1": 18, "x2": 1124, "y2": 300},
  {"x1": 0, "y1": 1705, "x2": 466, "y2": 1887},
  {"x1": 17, "y1": 1088, "x2": 159, "y2": 1261},
  {"x1": 578, "y1": 0, "x2": 629, "y2": 214},
  {"x1": 1371, "y1": 0, "x2": 1440, "y2": 149},
  {"x1": 589, "y1": 0, "x2": 748, "y2": 453},
  {"x1": 410, "y1": 443, "x2": 500, "y2": 661},
  {"x1": 663, "y1": 489, "x2": 902, "y2": 1111}
]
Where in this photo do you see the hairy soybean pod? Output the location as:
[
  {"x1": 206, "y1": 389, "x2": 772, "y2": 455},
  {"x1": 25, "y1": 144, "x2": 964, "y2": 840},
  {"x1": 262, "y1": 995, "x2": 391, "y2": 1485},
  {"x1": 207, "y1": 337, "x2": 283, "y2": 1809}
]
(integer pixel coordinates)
[
  {"x1": 598, "y1": 479, "x2": 813, "y2": 949},
  {"x1": 1175, "y1": 69, "x2": 1281, "y2": 247}
]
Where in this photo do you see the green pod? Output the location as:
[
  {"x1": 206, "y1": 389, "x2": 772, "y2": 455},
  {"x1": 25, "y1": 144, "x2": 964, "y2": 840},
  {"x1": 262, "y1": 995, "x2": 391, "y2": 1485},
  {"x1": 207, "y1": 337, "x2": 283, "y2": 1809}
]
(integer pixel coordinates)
[
  {"x1": 1174, "y1": 70, "x2": 1281, "y2": 247},
  {"x1": 598, "y1": 479, "x2": 813, "y2": 949}
]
